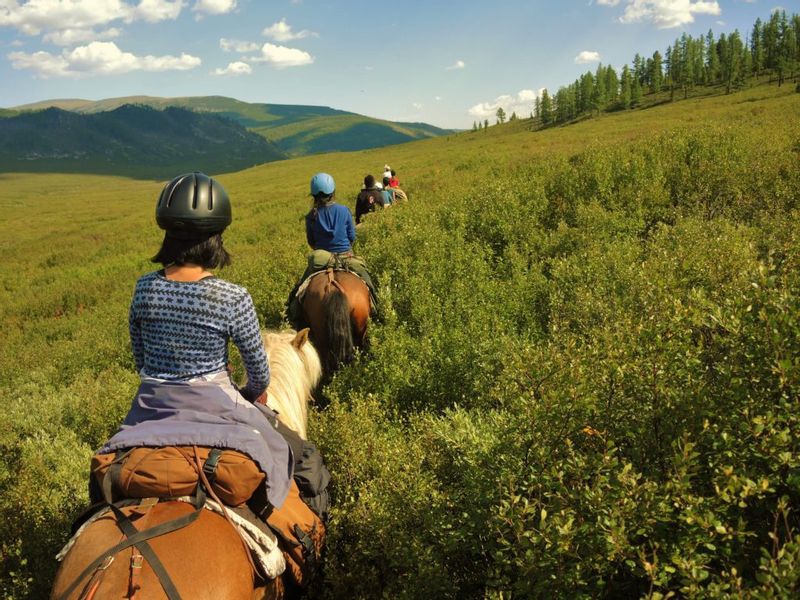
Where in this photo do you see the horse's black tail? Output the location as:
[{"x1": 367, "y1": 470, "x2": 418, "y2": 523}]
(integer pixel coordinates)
[{"x1": 325, "y1": 287, "x2": 354, "y2": 372}]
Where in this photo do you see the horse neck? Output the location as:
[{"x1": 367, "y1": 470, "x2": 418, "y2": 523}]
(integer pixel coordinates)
[
  {"x1": 263, "y1": 338, "x2": 316, "y2": 440},
  {"x1": 267, "y1": 371, "x2": 307, "y2": 439}
]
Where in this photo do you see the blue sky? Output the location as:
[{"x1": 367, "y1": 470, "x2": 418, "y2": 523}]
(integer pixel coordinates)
[{"x1": 0, "y1": 1, "x2": 790, "y2": 128}]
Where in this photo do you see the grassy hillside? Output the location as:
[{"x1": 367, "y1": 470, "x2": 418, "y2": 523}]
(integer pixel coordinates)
[
  {"x1": 9, "y1": 95, "x2": 452, "y2": 157},
  {"x1": 0, "y1": 104, "x2": 286, "y2": 178},
  {"x1": 1, "y1": 83, "x2": 799, "y2": 598}
]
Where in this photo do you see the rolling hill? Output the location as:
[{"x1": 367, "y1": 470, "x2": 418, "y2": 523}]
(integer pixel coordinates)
[
  {"x1": 9, "y1": 95, "x2": 453, "y2": 157},
  {"x1": 0, "y1": 104, "x2": 287, "y2": 178}
]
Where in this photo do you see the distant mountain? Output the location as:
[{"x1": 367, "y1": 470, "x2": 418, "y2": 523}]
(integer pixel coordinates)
[
  {"x1": 10, "y1": 96, "x2": 453, "y2": 156},
  {"x1": 0, "y1": 104, "x2": 286, "y2": 178}
]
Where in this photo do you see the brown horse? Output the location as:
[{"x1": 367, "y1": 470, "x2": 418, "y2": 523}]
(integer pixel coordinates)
[
  {"x1": 50, "y1": 329, "x2": 322, "y2": 600},
  {"x1": 301, "y1": 269, "x2": 371, "y2": 374}
]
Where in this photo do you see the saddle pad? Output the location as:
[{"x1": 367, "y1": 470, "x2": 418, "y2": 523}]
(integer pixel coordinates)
[{"x1": 296, "y1": 270, "x2": 329, "y2": 303}]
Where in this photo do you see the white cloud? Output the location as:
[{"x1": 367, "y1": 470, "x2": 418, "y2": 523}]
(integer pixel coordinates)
[
  {"x1": 0, "y1": 0, "x2": 131, "y2": 35},
  {"x1": 192, "y1": 0, "x2": 235, "y2": 16},
  {"x1": 262, "y1": 17, "x2": 316, "y2": 42},
  {"x1": 213, "y1": 60, "x2": 251, "y2": 75},
  {"x1": 468, "y1": 89, "x2": 542, "y2": 119},
  {"x1": 434, "y1": 96, "x2": 441, "y2": 101},
  {"x1": 220, "y1": 37, "x2": 259, "y2": 52},
  {"x1": 0, "y1": 1, "x2": 185, "y2": 36},
  {"x1": 598, "y1": 0, "x2": 721, "y2": 29},
  {"x1": 249, "y1": 42, "x2": 313, "y2": 68},
  {"x1": 133, "y1": 0, "x2": 185, "y2": 23},
  {"x1": 7, "y1": 49, "x2": 70, "y2": 76},
  {"x1": 575, "y1": 50, "x2": 601, "y2": 64},
  {"x1": 8, "y1": 40, "x2": 200, "y2": 77},
  {"x1": 43, "y1": 26, "x2": 121, "y2": 46},
  {"x1": 412, "y1": 102, "x2": 423, "y2": 110},
  {"x1": 0, "y1": 0, "x2": 187, "y2": 50},
  {"x1": 446, "y1": 59, "x2": 465, "y2": 70}
]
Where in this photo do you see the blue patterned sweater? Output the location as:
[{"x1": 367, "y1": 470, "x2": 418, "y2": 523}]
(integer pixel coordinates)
[{"x1": 128, "y1": 271, "x2": 269, "y2": 399}]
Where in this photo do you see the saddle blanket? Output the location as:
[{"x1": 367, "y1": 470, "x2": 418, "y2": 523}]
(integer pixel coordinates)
[
  {"x1": 296, "y1": 270, "x2": 330, "y2": 303},
  {"x1": 56, "y1": 497, "x2": 285, "y2": 580}
]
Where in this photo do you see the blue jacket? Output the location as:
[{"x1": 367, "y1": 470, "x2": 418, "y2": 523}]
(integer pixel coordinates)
[{"x1": 305, "y1": 202, "x2": 355, "y2": 253}]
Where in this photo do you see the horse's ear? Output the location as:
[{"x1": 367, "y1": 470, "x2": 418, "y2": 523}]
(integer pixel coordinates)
[{"x1": 292, "y1": 328, "x2": 310, "y2": 350}]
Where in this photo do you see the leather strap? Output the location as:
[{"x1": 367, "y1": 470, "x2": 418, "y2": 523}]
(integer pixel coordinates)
[
  {"x1": 108, "y1": 503, "x2": 182, "y2": 600},
  {"x1": 56, "y1": 494, "x2": 204, "y2": 600}
]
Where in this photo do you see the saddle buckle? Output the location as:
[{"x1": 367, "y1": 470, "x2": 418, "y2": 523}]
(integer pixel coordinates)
[{"x1": 130, "y1": 554, "x2": 144, "y2": 570}]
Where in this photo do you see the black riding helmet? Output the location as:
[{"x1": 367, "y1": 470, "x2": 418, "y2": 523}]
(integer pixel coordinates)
[{"x1": 155, "y1": 172, "x2": 232, "y2": 239}]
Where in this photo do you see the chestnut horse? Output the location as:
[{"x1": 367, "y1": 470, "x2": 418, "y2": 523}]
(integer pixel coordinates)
[
  {"x1": 301, "y1": 270, "x2": 370, "y2": 374},
  {"x1": 50, "y1": 329, "x2": 322, "y2": 600}
]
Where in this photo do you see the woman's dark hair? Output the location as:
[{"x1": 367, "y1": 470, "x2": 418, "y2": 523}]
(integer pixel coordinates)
[
  {"x1": 364, "y1": 174, "x2": 375, "y2": 188},
  {"x1": 151, "y1": 232, "x2": 232, "y2": 269},
  {"x1": 382, "y1": 176, "x2": 391, "y2": 187},
  {"x1": 310, "y1": 192, "x2": 334, "y2": 221}
]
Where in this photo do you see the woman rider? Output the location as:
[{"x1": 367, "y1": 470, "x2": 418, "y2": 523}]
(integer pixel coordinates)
[
  {"x1": 98, "y1": 172, "x2": 293, "y2": 511},
  {"x1": 286, "y1": 172, "x2": 378, "y2": 328}
]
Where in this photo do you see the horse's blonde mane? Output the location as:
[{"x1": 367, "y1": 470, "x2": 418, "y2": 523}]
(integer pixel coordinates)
[{"x1": 261, "y1": 329, "x2": 322, "y2": 439}]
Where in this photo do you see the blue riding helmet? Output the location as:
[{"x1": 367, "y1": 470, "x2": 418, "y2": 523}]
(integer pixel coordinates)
[{"x1": 310, "y1": 172, "x2": 335, "y2": 196}]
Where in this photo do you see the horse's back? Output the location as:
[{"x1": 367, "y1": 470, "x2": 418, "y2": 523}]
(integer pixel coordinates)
[
  {"x1": 52, "y1": 502, "x2": 255, "y2": 600},
  {"x1": 302, "y1": 270, "x2": 370, "y2": 372}
]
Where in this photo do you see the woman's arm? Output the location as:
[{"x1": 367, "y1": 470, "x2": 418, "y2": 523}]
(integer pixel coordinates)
[
  {"x1": 230, "y1": 292, "x2": 270, "y2": 400},
  {"x1": 346, "y1": 209, "x2": 356, "y2": 245},
  {"x1": 128, "y1": 296, "x2": 144, "y2": 373},
  {"x1": 305, "y1": 212, "x2": 316, "y2": 248}
]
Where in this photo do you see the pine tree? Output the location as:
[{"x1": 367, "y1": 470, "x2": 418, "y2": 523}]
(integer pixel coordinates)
[
  {"x1": 681, "y1": 33, "x2": 694, "y2": 98},
  {"x1": 484, "y1": 118, "x2": 489, "y2": 130},
  {"x1": 620, "y1": 64, "x2": 632, "y2": 108},
  {"x1": 540, "y1": 89, "x2": 553, "y2": 125},
  {"x1": 741, "y1": 37, "x2": 753, "y2": 87},
  {"x1": 706, "y1": 30, "x2": 720, "y2": 84},
  {"x1": 631, "y1": 75, "x2": 642, "y2": 106},
  {"x1": 592, "y1": 64, "x2": 606, "y2": 113},
  {"x1": 751, "y1": 18, "x2": 765, "y2": 77},
  {"x1": 776, "y1": 10, "x2": 796, "y2": 86},
  {"x1": 668, "y1": 43, "x2": 681, "y2": 100},
  {"x1": 605, "y1": 65, "x2": 619, "y2": 104},
  {"x1": 509, "y1": 111, "x2": 517, "y2": 121},
  {"x1": 496, "y1": 107, "x2": 507, "y2": 124},
  {"x1": 764, "y1": 12, "x2": 780, "y2": 81},
  {"x1": 472, "y1": 121, "x2": 478, "y2": 132},
  {"x1": 720, "y1": 31, "x2": 744, "y2": 93},
  {"x1": 633, "y1": 53, "x2": 646, "y2": 86},
  {"x1": 695, "y1": 35, "x2": 706, "y2": 86},
  {"x1": 650, "y1": 51, "x2": 663, "y2": 93},
  {"x1": 579, "y1": 72, "x2": 594, "y2": 114}
]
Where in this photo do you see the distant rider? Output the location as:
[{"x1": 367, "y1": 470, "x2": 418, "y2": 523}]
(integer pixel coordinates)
[
  {"x1": 286, "y1": 172, "x2": 379, "y2": 327},
  {"x1": 355, "y1": 174, "x2": 385, "y2": 224}
]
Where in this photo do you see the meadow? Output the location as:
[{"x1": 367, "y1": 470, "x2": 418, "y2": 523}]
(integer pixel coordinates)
[{"x1": 1, "y1": 82, "x2": 799, "y2": 598}]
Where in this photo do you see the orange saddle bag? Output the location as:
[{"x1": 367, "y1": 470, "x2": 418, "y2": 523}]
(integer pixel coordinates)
[
  {"x1": 266, "y1": 480, "x2": 326, "y2": 589},
  {"x1": 91, "y1": 446, "x2": 265, "y2": 506}
]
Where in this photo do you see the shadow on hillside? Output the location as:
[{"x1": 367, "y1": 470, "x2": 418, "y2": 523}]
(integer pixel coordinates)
[{"x1": 0, "y1": 159, "x2": 275, "y2": 181}]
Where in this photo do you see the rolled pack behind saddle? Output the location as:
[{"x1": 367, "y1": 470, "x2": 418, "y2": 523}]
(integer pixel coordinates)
[{"x1": 88, "y1": 421, "x2": 329, "y2": 590}]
